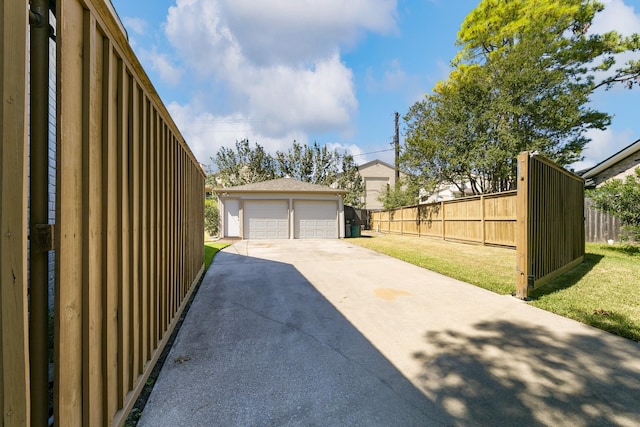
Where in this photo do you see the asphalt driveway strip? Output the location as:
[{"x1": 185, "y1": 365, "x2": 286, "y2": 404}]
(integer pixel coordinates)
[{"x1": 138, "y1": 239, "x2": 640, "y2": 426}]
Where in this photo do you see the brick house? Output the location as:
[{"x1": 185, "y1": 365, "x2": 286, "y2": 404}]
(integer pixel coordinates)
[{"x1": 581, "y1": 139, "x2": 640, "y2": 188}]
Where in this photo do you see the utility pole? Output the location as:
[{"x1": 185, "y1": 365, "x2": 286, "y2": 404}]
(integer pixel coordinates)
[{"x1": 394, "y1": 112, "x2": 400, "y2": 182}]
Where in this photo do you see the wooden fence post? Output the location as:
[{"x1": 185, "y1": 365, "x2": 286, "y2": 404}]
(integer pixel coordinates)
[
  {"x1": 481, "y1": 195, "x2": 486, "y2": 246},
  {"x1": 516, "y1": 152, "x2": 530, "y2": 299},
  {"x1": 441, "y1": 201, "x2": 446, "y2": 241}
]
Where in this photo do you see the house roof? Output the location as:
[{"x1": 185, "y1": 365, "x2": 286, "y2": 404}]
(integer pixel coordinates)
[
  {"x1": 358, "y1": 159, "x2": 396, "y2": 170},
  {"x1": 581, "y1": 139, "x2": 640, "y2": 179},
  {"x1": 213, "y1": 177, "x2": 348, "y2": 194}
]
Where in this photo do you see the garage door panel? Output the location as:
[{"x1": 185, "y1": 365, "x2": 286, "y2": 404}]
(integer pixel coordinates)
[
  {"x1": 244, "y1": 201, "x2": 289, "y2": 239},
  {"x1": 295, "y1": 201, "x2": 337, "y2": 239}
]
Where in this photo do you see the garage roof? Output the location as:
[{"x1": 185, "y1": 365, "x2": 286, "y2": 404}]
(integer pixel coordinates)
[{"x1": 214, "y1": 177, "x2": 348, "y2": 194}]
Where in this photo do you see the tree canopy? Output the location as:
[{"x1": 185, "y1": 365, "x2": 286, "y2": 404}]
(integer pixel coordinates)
[
  {"x1": 212, "y1": 139, "x2": 365, "y2": 208},
  {"x1": 403, "y1": 0, "x2": 639, "y2": 195},
  {"x1": 214, "y1": 139, "x2": 276, "y2": 187},
  {"x1": 377, "y1": 178, "x2": 422, "y2": 210}
]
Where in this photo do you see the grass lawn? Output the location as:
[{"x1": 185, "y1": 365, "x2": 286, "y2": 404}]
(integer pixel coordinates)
[
  {"x1": 204, "y1": 242, "x2": 229, "y2": 269},
  {"x1": 352, "y1": 233, "x2": 516, "y2": 295},
  {"x1": 351, "y1": 233, "x2": 640, "y2": 342},
  {"x1": 528, "y1": 244, "x2": 640, "y2": 342}
]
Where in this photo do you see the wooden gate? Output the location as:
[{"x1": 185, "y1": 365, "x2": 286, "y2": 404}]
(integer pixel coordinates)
[{"x1": 516, "y1": 152, "x2": 585, "y2": 299}]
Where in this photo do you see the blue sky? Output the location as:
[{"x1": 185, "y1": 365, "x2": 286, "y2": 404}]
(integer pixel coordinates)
[{"x1": 110, "y1": 0, "x2": 640, "y2": 171}]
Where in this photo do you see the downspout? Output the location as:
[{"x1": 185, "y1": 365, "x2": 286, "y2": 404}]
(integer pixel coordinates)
[{"x1": 29, "y1": 0, "x2": 52, "y2": 425}]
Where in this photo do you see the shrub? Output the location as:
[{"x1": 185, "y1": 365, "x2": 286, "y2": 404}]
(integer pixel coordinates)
[
  {"x1": 204, "y1": 199, "x2": 219, "y2": 237},
  {"x1": 589, "y1": 167, "x2": 640, "y2": 241}
]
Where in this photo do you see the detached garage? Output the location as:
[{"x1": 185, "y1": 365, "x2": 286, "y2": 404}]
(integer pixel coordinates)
[{"x1": 215, "y1": 178, "x2": 348, "y2": 240}]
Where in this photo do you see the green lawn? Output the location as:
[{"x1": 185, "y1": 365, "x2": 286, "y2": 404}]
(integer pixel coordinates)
[
  {"x1": 204, "y1": 242, "x2": 229, "y2": 270},
  {"x1": 352, "y1": 234, "x2": 516, "y2": 295},
  {"x1": 351, "y1": 233, "x2": 640, "y2": 342},
  {"x1": 528, "y1": 243, "x2": 640, "y2": 342}
]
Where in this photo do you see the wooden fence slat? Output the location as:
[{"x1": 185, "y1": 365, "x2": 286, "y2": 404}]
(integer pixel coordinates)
[
  {"x1": 56, "y1": 0, "x2": 86, "y2": 423},
  {"x1": 130, "y1": 80, "x2": 141, "y2": 384},
  {"x1": 81, "y1": 12, "x2": 104, "y2": 425},
  {"x1": 0, "y1": 0, "x2": 30, "y2": 424},
  {"x1": 117, "y1": 58, "x2": 131, "y2": 407},
  {"x1": 139, "y1": 93, "x2": 149, "y2": 373},
  {"x1": 103, "y1": 40, "x2": 119, "y2": 423},
  {"x1": 160, "y1": 122, "x2": 167, "y2": 336}
]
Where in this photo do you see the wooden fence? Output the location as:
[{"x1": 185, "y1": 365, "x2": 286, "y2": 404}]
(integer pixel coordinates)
[
  {"x1": 1, "y1": 0, "x2": 206, "y2": 425},
  {"x1": 371, "y1": 191, "x2": 517, "y2": 247},
  {"x1": 584, "y1": 198, "x2": 625, "y2": 243},
  {"x1": 515, "y1": 152, "x2": 585, "y2": 298},
  {"x1": 370, "y1": 153, "x2": 585, "y2": 299}
]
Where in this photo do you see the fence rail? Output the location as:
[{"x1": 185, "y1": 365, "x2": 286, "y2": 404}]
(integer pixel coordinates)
[
  {"x1": 1, "y1": 0, "x2": 205, "y2": 425},
  {"x1": 370, "y1": 191, "x2": 517, "y2": 247}
]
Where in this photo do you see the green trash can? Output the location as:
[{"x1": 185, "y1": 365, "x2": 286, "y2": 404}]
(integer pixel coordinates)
[{"x1": 351, "y1": 224, "x2": 360, "y2": 238}]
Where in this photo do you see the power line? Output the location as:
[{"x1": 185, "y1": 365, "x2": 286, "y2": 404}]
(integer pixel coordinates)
[{"x1": 351, "y1": 148, "x2": 394, "y2": 158}]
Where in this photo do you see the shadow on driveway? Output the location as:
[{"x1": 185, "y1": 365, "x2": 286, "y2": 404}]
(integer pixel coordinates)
[
  {"x1": 139, "y1": 240, "x2": 640, "y2": 426},
  {"x1": 413, "y1": 320, "x2": 640, "y2": 426},
  {"x1": 137, "y1": 250, "x2": 451, "y2": 426}
]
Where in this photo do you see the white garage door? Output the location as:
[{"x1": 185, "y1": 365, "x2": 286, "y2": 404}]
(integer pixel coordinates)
[
  {"x1": 244, "y1": 200, "x2": 289, "y2": 239},
  {"x1": 295, "y1": 201, "x2": 337, "y2": 239}
]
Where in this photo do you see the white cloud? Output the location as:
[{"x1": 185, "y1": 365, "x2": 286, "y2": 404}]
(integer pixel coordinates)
[
  {"x1": 219, "y1": 0, "x2": 397, "y2": 66},
  {"x1": 326, "y1": 142, "x2": 366, "y2": 158},
  {"x1": 242, "y1": 54, "x2": 357, "y2": 136},
  {"x1": 168, "y1": 102, "x2": 308, "y2": 166},
  {"x1": 591, "y1": 0, "x2": 640, "y2": 36},
  {"x1": 139, "y1": 50, "x2": 183, "y2": 86},
  {"x1": 122, "y1": 17, "x2": 148, "y2": 35},
  {"x1": 163, "y1": 0, "x2": 396, "y2": 143},
  {"x1": 570, "y1": 128, "x2": 635, "y2": 171}
]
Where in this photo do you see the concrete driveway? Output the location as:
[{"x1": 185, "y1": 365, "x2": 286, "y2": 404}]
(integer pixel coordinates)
[{"x1": 138, "y1": 239, "x2": 640, "y2": 426}]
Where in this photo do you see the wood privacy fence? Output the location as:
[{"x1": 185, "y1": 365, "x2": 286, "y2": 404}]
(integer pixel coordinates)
[
  {"x1": 1, "y1": 0, "x2": 205, "y2": 425},
  {"x1": 584, "y1": 198, "x2": 624, "y2": 243},
  {"x1": 370, "y1": 152, "x2": 585, "y2": 299},
  {"x1": 515, "y1": 152, "x2": 584, "y2": 298},
  {"x1": 371, "y1": 191, "x2": 517, "y2": 247}
]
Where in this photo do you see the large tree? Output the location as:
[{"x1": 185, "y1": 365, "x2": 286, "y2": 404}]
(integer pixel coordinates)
[
  {"x1": 275, "y1": 141, "x2": 339, "y2": 186},
  {"x1": 214, "y1": 139, "x2": 276, "y2": 187},
  {"x1": 377, "y1": 178, "x2": 422, "y2": 209},
  {"x1": 212, "y1": 140, "x2": 365, "y2": 207},
  {"x1": 337, "y1": 154, "x2": 365, "y2": 208},
  {"x1": 455, "y1": 0, "x2": 640, "y2": 90},
  {"x1": 403, "y1": 0, "x2": 639, "y2": 195}
]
